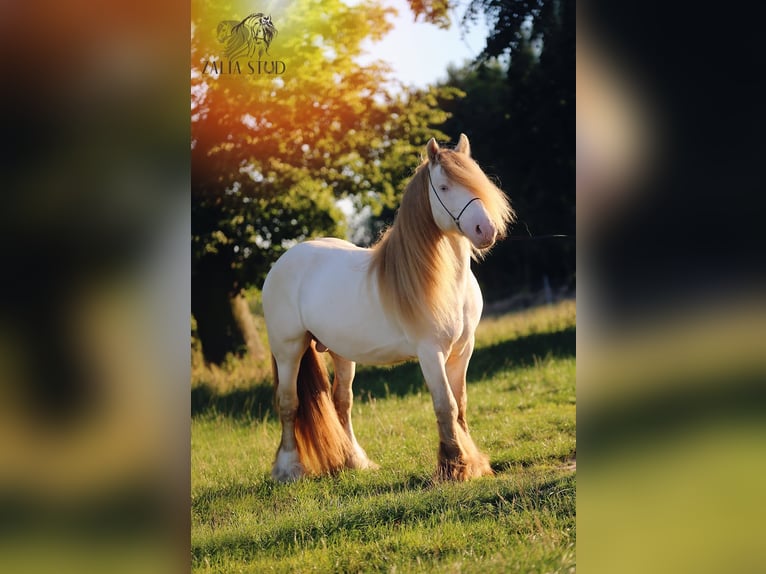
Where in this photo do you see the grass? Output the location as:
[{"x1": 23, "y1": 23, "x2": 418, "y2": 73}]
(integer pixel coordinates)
[{"x1": 192, "y1": 299, "x2": 576, "y2": 573}]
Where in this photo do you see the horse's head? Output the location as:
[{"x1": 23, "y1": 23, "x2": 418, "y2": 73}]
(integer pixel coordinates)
[{"x1": 425, "y1": 134, "x2": 513, "y2": 250}]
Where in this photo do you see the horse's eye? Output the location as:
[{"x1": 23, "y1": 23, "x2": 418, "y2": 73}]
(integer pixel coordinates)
[{"x1": 439, "y1": 185, "x2": 448, "y2": 192}]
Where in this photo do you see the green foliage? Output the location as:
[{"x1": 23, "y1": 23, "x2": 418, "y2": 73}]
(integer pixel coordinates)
[
  {"x1": 406, "y1": 0, "x2": 570, "y2": 57},
  {"x1": 431, "y1": 0, "x2": 575, "y2": 298},
  {"x1": 351, "y1": 1, "x2": 575, "y2": 297},
  {"x1": 191, "y1": 302, "x2": 576, "y2": 572},
  {"x1": 191, "y1": 0, "x2": 458, "y2": 290},
  {"x1": 407, "y1": 0, "x2": 453, "y2": 28}
]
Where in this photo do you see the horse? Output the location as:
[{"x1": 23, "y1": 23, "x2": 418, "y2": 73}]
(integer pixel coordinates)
[{"x1": 262, "y1": 134, "x2": 515, "y2": 482}]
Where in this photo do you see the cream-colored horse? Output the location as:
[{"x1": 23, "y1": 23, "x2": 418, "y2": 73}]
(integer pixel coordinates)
[{"x1": 262, "y1": 134, "x2": 515, "y2": 482}]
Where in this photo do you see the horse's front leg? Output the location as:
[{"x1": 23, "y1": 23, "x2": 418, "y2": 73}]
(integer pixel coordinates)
[
  {"x1": 418, "y1": 344, "x2": 490, "y2": 480},
  {"x1": 445, "y1": 337, "x2": 493, "y2": 477}
]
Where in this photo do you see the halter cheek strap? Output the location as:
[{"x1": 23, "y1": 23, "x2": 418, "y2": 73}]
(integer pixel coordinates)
[{"x1": 427, "y1": 167, "x2": 482, "y2": 233}]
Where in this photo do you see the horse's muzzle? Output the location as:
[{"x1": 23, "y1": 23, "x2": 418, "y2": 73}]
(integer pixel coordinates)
[{"x1": 472, "y1": 223, "x2": 497, "y2": 249}]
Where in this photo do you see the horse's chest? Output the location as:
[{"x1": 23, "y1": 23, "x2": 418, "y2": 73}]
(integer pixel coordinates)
[{"x1": 434, "y1": 309, "x2": 474, "y2": 351}]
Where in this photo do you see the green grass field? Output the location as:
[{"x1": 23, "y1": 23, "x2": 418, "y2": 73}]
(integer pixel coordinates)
[{"x1": 192, "y1": 300, "x2": 576, "y2": 573}]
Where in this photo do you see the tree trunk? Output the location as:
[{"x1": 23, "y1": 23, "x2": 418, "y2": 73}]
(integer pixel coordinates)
[
  {"x1": 191, "y1": 254, "x2": 263, "y2": 365},
  {"x1": 231, "y1": 292, "x2": 265, "y2": 360}
]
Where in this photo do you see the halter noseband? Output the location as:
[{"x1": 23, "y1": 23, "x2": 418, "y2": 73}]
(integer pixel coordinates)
[{"x1": 426, "y1": 166, "x2": 482, "y2": 233}]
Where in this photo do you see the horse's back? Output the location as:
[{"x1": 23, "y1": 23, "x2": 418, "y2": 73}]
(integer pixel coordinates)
[{"x1": 264, "y1": 238, "x2": 365, "y2": 289}]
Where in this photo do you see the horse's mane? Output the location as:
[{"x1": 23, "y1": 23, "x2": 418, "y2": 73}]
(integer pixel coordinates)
[{"x1": 368, "y1": 149, "x2": 515, "y2": 333}]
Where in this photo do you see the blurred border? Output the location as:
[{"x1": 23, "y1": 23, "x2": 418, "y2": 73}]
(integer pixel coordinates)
[
  {"x1": 0, "y1": 1, "x2": 190, "y2": 573},
  {"x1": 3, "y1": 0, "x2": 765, "y2": 571},
  {"x1": 578, "y1": 1, "x2": 766, "y2": 572}
]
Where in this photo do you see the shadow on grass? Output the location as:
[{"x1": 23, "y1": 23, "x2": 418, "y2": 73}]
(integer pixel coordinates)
[
  {"x1": 193, "y1": 472, "x2": 435, "y2": 515},
  {"x1": 192, "y1": 459, "x2": 575, "y2": 519},
  {"x1": 192, "y1": 472, "x2": 576, "y2": 564},
  {"x1": 191, "y1": 383, "x2": 276, "y2": 421},
  {"x1": 490, "y1": 450, "x2": 577, "y2": 474},
  {"x1": 192, "y1": 326, "x2": 575, "y2": 420},
  {"x1": 353, "y1": 326, "x2": 575, "y2": 399}
]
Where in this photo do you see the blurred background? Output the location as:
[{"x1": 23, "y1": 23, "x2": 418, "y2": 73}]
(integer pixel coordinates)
[
  {"x1": 0, "y1": 0, "x2": 190, "y2": 572},
  {"x1": 578, "y1": 1, "x2": 766, "y2": 572},
  {"x1": 1, "y1": 0, "x2": 574, "y2": 571}
]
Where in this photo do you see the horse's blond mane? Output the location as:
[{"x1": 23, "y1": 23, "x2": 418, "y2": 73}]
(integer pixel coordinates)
[
  {"x1": 435, "y1": 149, "x2": 516, "y2": 243},
  {"x1": 369, "y1": 149, "x2": 515, "y2": 333}
]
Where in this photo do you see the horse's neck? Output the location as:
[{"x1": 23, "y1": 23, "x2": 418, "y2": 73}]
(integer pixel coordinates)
[
  {"x1": 444, "y1": 234, "x2": 473, "y2": 292},
  {"x1": 428, "y1": 234, "x2": 475, "y2": 336},
  {"x1": 449, "y1": 233, "x2": 471, "y2": 266},
  {"x1": 369, "y1": 224, "x2": 474, "y2": 334}
]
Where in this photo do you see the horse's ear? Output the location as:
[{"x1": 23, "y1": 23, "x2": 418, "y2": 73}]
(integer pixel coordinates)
[
  {"x1": 426, "y1": 138, "x2": 440, "y2": 163},
  {"x1": 455, "y1": 133, "x2": 471, "y2": 157}
]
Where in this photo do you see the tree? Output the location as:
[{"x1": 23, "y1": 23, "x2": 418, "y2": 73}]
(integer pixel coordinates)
[
  {"x1": 191, "y1": 0, "x2": 457, "y2": 363},
  {"x1": 413, "y1": 0, "x2": 575, "y2": 300}
]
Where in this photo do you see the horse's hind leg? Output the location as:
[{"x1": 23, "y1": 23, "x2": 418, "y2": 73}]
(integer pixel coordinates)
[
  {"x1": 330, "y1": 351, "x2": 379, "y2": 470},
  {"x1": 271, "y1": 338, "x2": 309, "y2": 482}
]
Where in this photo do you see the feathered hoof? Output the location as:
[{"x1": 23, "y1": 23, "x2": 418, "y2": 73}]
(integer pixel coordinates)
[
  {"x1": 271, "y1": 449, "x2": 306, "y2": 482},
  {"x1": 354, "y1": 458, "x2": 381, "y2": 471},
  {"x1": 346, "y1": 446, "x2": 381, "y2": 471},
  {"x1": 435, "y1": 443, "x2": 494, "y2": 481}
]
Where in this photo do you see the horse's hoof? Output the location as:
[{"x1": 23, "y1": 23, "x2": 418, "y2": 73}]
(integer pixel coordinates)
[
  {"x1": 357, "y1": 458, "x2": 380, "y2": 471},
  {"x1": 344, "y1": 444, "x2": 380, "y2": 471},
  {"x1": 271, "y1": 469, "x2": 300, "y2": 482},
  {"x1": 346, "y1": 451, "x2": 380, "y2": 471},
  {"x1": 271, "y1": 450, "x2": 305, "y2": 482},
  {"x1": 435, "y1": 453, "x2": 493, "y2": 481}
]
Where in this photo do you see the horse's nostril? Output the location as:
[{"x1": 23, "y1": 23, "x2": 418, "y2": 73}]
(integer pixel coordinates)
[{"x1": 476, "y1": 224, "x2": 482, "y2": 236}]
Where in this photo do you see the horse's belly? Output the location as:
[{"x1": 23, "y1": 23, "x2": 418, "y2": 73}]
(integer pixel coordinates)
[
  {"x1": 305, "y1": 297, "x2": 416, "y2": 365},
  {"x1": 314, "y1": 325, "x2": 416, "y2": 365},
  {"x1": 298, "y1": 254, "x2": 415, "y2": 364}
]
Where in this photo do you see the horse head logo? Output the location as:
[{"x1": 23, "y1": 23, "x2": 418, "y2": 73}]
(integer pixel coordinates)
[{"x1": 217, "y1": 12, "x2": 278, "y2": 60}]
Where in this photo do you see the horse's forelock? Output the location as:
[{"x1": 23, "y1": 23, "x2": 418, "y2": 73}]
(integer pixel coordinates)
[{"x1": 436, "y1": 150, "x2": 516, "y2": 237}]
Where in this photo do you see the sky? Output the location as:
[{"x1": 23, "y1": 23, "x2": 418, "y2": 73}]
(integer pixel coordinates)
[
  {"x1": 357, "y1": 0, "x2": 491, "y2": 89},
  {"x1": 338, "y1": 1, "x2": 490, "y2": 220}
]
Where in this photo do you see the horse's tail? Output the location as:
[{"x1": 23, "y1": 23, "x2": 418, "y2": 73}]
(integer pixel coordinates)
[{"x1": 275, "y1": 341, "x2": 352, "y2": 475}]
